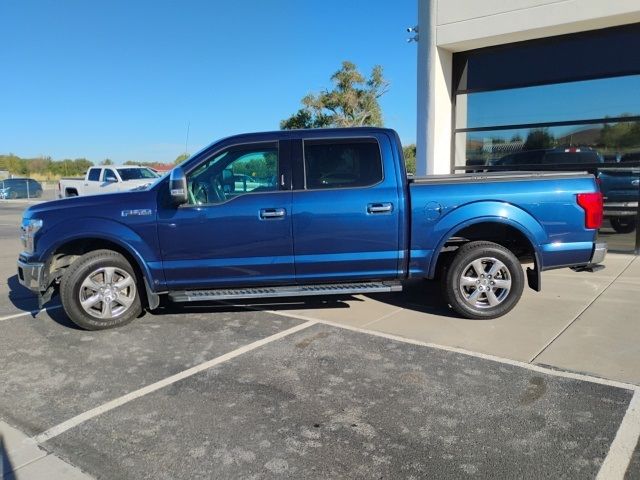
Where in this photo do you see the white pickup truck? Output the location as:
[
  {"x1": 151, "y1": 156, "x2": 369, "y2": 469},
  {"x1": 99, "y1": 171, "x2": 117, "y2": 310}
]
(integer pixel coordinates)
[{"x1": 57, "y1": 166, "x2": 160, "y2": 198}]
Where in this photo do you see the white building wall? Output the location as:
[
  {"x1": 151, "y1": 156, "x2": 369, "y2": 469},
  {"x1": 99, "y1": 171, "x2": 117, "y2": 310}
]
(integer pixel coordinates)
[{"x1": 416, "y1": 0, "x2": 640, "y2": 175}]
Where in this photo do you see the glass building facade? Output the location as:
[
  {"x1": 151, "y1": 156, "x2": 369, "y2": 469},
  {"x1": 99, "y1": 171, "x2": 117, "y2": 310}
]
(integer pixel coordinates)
[{"x1": 452, "y1": 24, "x2": 640, "y2": 253}]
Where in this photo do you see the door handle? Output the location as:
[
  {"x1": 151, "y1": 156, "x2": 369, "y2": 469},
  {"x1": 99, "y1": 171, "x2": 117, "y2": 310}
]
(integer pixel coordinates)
[
  {"x1": 367, "y1": 203, "x2": 393, "y2": 214},
  {"x1": 259, "y1": 208, "x2": 286, "y2": 219}
]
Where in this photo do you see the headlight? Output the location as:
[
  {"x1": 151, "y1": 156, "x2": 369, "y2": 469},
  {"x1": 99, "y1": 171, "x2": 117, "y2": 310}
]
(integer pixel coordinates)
[{"x1": 21, "y1": 218, "x2": 43, "y2": 253}]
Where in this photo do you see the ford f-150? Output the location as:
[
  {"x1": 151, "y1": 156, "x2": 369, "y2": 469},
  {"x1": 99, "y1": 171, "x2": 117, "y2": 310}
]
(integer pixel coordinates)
[{"x1": 17, "y1": 128, "x2": 606, "y2": 330}]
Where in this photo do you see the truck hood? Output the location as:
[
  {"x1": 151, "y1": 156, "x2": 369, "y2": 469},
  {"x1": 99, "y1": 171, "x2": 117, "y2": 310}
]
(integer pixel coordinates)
[{"x1": 24, "y1": 190, "x2": 155, "y2": 221}]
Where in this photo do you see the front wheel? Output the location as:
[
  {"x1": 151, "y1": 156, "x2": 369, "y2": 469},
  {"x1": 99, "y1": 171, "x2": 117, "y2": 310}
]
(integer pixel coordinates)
[
  {"x1": 60, "y1": 249, "x2": 142, "y2": 330},
  {"x1": 610, "y1": 217, "x2": 636, "y2": 234},
  {"x1": 443, "y1": 241, "x2": 524, "y2": 319}
]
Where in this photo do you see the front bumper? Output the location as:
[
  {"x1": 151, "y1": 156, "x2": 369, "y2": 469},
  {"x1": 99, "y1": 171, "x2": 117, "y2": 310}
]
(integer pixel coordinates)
[{"x1": 17, "y1": 259, "x2": 44, "y2": 292}]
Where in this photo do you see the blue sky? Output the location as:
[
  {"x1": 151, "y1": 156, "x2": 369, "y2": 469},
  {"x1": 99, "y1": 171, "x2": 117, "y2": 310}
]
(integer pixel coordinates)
[{"x1": 0, "y1": 0, "x2": 418, "y2": 163}]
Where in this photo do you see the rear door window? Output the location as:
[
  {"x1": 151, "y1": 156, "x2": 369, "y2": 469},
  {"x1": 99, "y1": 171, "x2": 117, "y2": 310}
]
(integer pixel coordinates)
[
  {"x1": 303, "y1": 138, "x2": 382, "y2": 189},
  {"x1": 87, "y1": 168, "x2": 101, "y2": 181}
]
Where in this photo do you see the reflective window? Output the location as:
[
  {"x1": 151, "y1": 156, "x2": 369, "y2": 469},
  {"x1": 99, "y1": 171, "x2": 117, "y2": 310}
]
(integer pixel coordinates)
[
  {"x1": 187, "y1": 144, "x2": 278, "y2": 205},
  {"x1": 303, "y1": 139, "x2": 382, "y2": 189},
  {"x1": 455, "y1": 121, "x2": 640, "y2": 169},
  {"x1": 456, "y1": 75, "x2": 640, "y2": 130},
  {"x1": 103, "y1": 169, "x2": 118, "y2": 182},
  {"x1": 118, "y1": 168, "x2": 159, "y2": 180},
  {"x1": 452, "y1": 27, "x2": 640, "y2": 253},
  {"x1": 87, "y1": 168, "x2": 101, "y2": 181}
]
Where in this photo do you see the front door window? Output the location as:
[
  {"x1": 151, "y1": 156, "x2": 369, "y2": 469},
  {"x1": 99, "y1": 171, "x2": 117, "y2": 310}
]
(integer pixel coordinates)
[{"x1": 187, "y1": 144, "x2": 279, "y2": 205}]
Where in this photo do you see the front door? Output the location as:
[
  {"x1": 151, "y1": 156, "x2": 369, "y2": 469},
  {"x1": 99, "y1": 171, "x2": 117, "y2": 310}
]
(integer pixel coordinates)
[
  {"x1": 157, "y1": 141, "x2": 294, "y2": 290},
  {"x1": 101, "y1": 168, "x2": 120, "y2": 194}
]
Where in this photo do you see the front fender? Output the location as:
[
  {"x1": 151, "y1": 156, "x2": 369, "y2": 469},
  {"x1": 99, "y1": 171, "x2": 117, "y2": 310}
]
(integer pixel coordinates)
[
  {"x1": 36, "y1": 217, "x2": 161, "y2": 288},
  {"x1": 426, "y1": 201, "x2": 546, "y2": 278}
]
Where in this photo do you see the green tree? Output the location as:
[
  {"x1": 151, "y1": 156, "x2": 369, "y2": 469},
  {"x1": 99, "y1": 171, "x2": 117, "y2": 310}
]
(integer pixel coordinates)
[
  {"x1": 174, "y1": 153, "x2": 190, "y2": 165},
  {"x1": 281, "y1": 61, "x2": 389, "y2": 130},
  {"x1": 600, "y1": 117, "x2": 640, "y2": 151},
  {"x1": 403, "y1": 144, "x2": 416, "y2": 174},
  {"x1": 101, "y1": 158, "x2": 113, "y2": 165},
  {"x1": 524, "y1": 128, "x2": 555, "y2": 150}
]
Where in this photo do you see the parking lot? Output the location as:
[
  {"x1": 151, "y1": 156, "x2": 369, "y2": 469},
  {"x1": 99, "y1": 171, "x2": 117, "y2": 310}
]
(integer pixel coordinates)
[{"x1": 1, "y1": 201, "x2": 639, "y2": 479}]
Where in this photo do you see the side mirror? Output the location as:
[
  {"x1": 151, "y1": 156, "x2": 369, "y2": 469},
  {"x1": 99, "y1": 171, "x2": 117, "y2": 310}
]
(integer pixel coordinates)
[{"x1": 169, "y1": 167, "x2": 188, "y2": 206}]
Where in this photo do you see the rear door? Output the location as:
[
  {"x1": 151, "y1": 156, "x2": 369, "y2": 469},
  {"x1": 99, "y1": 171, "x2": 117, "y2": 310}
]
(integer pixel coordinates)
[{"x1": 291, "y1": 134, "x2": 401, "y2": 283}]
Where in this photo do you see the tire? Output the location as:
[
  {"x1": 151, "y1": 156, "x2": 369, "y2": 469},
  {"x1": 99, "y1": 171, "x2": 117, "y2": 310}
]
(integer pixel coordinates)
[
  {"x1": 442, "y1": 241, "x2": 525, "y2": 320},
  {"x1": 60, "y1": 249, "x2": 142, "y2": 330},
  {"x1": 610, "y1": 217, "x2": 636, "y2": 234}
]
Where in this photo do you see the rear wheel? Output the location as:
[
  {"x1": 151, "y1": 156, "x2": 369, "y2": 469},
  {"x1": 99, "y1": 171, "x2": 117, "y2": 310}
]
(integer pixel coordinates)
[
  {"x1": 443, "y1": 241, "x2": 524, "y2": 319},
  {"x1": 60, "y1": 250, "x2": 142, "y2": 330},
  {"x1": 610, "y1": 217, "x2": 636, "y2": 234}
]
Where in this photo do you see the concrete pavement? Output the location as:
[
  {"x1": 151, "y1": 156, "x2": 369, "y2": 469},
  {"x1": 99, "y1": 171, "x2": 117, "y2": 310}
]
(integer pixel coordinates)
[{"x1": 277, "y1": 253, "x2": 640, "y2": 386}]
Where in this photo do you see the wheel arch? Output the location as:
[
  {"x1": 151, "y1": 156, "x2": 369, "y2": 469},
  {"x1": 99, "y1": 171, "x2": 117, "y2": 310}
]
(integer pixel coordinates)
[
  {"x1": 429, "y1": 217, "x2": 542, "y2": 291},
  {"x1": 41, "y1": 228, "x2": 161, "y2": 309}
]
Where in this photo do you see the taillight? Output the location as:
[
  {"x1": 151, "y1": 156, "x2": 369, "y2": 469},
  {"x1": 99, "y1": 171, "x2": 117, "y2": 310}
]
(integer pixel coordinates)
[{"x1": 576, "y1": 192, "x2": 603, "y2": 229}]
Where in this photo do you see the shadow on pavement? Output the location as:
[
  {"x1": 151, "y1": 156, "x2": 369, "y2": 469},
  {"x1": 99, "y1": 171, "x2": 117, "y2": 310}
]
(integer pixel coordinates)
[
  {"x1": 150, "y1": 279, "x2": 463, "y2": 320},
  {"x1": 5, "y1": 274, "x2": 62, "y2": 319},
  {"x1": 1, "y1": 436, "x2": 16, "y2": 480},
  {"x1": 151, "y1": 295, "x2": 358, "y2": 317},
  {"x1": 365, "y1": 279, "x2": 454, "y2": 316},
  {"x1": 11, "y1": 275, "x2": 464, "y2": 329}
]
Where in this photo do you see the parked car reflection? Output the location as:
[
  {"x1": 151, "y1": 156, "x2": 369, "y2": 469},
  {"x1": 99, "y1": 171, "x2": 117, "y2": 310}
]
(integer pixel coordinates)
[{"x1": 0, "y1": 178, "x2": 43, "y2": 199}]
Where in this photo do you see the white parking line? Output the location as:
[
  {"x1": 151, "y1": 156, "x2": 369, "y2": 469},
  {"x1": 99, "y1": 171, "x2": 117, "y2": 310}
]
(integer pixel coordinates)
[
  {"x1": 597, "y1": 392, "x2": 640, "y2": 479},
  {"x1": 33, "y1": 319, "x2": 317, "y2": 444},
  {"x1": 0, "y1": 305, "x2": 62, "y2": 322}
]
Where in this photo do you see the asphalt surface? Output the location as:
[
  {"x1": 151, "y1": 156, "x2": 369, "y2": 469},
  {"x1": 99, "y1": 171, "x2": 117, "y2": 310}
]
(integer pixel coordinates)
[{"x1": 0, "y1": 201, "x2": 639, "y2": 479}]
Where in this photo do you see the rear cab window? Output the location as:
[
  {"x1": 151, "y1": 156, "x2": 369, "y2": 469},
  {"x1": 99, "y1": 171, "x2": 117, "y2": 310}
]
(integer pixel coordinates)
[{"x1": 303, "y1": 138, "x2": 383, "y2": 189}]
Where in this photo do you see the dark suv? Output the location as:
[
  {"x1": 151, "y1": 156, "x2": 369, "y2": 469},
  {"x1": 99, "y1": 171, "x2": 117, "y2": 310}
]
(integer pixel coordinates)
[
  {"x1": 0, "y1": 178, "x2": 43, "y2": 199},
  {"x1": 598, "y1": 152, "x2": 639, "y2": 233}
]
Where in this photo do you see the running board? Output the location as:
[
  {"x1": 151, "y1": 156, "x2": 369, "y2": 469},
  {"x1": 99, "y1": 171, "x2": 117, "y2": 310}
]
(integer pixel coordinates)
[{"x1": 168, "y1": 281, "x2": 402, "y2": 303}]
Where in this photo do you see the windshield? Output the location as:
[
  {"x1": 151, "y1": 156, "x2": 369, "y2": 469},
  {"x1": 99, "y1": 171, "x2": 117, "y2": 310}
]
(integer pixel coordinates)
[{"x1": 117, "y1": 168, "x2": 159, "y2": 180}]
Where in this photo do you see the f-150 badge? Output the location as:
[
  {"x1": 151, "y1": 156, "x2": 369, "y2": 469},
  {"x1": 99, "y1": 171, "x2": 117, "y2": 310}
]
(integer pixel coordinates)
[{"x1": 121, "y1": 209, "x2": 153, "y2": 217}]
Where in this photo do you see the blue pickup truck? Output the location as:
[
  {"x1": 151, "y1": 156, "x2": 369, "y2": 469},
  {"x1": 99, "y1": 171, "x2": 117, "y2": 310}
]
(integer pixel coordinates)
[{"x1": 17, "y1": 128, "x2": 606, "y2": 330}]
